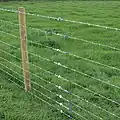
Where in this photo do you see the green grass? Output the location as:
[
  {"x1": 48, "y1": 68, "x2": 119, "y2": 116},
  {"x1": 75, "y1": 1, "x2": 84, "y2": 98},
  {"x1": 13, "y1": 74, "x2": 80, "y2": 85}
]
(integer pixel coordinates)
[{"x1": 0, "y1": 1, "x2": 120, "y2": 120}]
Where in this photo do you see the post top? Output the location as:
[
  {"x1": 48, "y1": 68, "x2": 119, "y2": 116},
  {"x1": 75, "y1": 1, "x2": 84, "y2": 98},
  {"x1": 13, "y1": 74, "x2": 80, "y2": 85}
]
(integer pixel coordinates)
[{"x1": 18, "y1": 7, "x2": 25, "y2": 13}]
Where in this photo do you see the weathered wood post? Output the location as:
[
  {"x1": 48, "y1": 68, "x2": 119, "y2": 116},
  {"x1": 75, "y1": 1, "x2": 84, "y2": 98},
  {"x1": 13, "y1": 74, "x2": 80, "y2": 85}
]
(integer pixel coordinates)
[{"x1": 18, "y1": 7, "x2": 31, "y2": 91}]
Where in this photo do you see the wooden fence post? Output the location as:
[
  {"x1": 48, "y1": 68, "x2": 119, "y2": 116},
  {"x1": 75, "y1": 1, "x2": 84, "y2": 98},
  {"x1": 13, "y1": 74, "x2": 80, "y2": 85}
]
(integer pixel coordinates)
[{"x1": 18, "y1": 7, "x2": 31, "y2": 91}]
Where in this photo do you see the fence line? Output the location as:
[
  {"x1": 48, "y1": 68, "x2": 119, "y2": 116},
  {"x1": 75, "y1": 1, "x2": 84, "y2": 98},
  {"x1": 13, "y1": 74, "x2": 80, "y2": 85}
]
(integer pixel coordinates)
[
  {"x1": 1, "y1": 29, "x2": 120, "y2": 84},
  {"x1": 0, "y1": 8, "x2": 120, "y2": 31},
  {"x1": 29, "y1": 50, "x2": 120, "y2": 89},
  {"x1": 0, "y1": 41, "x2": 120, "y2": 119},
  {"x1": 29, "y1": 53, "x2": 120, "y2": 105},
  {"x1": 0, "y1": 66, "x2": 74, "y2": 120},
  {"x1": 1, "y1": 21, "x2": 120, "y2": 75},
  {"x1": 0, "y1": 47, "x2": 120, "y2": 118},
  {"x1": 1, "y1": 7, "x2": 120, "y2": 120},
  {"x1": 0, "y1": 29, "x2": 120, "y2": 118},
  {"x1": 1, "y1": 19, "x2": 120, "y2": 52},
  {"x1": 0, "y1": 29, "x2": 19, "y2": 38},
  {"x1": 0, "y1": 40, "x2": 20, "y2": 49},
  {"x1": 0, "y1": 42, "x2": 120, "y2": 107},
  {"x1": 0, "y1": 62, "x2": 73, "y2": 119},
  {"x1": 0, "y1": 55, "x2": 102, "y2": 120},
  {"x1": 0, "y1": 57, "x2": 89, "y2": 120}
]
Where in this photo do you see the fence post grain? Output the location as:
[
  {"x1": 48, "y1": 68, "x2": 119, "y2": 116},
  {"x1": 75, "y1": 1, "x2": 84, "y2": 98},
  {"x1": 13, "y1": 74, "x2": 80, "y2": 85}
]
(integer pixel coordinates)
[{"x1": 18, "y1": 7, "x2": 31, "y2": 91}]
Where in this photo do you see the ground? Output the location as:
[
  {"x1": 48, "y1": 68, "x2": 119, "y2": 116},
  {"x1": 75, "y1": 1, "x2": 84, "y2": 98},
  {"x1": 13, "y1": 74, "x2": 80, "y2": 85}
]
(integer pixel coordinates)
[{"x1": 0, "y1": 1, "x2": 120, "y2": 120}]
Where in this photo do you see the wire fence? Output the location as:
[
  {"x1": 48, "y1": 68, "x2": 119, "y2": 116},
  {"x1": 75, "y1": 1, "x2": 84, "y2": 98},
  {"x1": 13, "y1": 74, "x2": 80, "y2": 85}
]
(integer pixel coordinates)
[{"x1": 0, "y1": 7, "x2": 120, "y2": 120}]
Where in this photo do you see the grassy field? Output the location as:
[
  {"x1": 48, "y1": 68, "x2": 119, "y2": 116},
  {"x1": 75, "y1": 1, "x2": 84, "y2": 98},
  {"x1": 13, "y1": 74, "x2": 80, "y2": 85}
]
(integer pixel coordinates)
[{"x1": 0, "y1": 1, "x2": 120, "y2": 120}]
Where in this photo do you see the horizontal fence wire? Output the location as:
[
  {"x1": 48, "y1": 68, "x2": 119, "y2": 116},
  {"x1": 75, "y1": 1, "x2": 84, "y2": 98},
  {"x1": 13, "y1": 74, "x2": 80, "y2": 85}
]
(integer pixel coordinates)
[
  {"x1": 0, "y1": 33, "x2": 120, "y2": 107},
  {"x1": 1, "y1": 7, "x2": 120, "y2": 120},
  {"x1": 0, "y1": 66, "x2": 75, "y2": 120},
  {"x1": 28, "y1": 52, "x2": 120, "y2": 105},
  {"x1": 1, "y1": 29, "x2": 120, "y2": 90},
  {"x1": 0, "y1": 25, "x2": 119, "y2": 118},
  {"x1": 1, "y1": 19, "x2": 120, "y2": 52},
  {"x1": 0, "y1": 55, "x2": 88, "y2": 120},
  {"x1": 0, "y1": 45, "x2": 102, "y2": 120},
  {"x1": 0, "y1": 56, "x2": 103, "y2": 120},
  {"x1": 1, "y1": 21, "x2": 120, "y2": 71},
  {"x1": 0, "y1": 49, "x2": 119, "y2": 119},
  {"x1": 0, "y1": 39, "x2": 120, "y2": 119},
  {"x1": 0, "y1": 8, "x2": 120, "y2": 31},
  {"x1": 1, "y1": 20, "x2": 120, "y2": 73}
]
